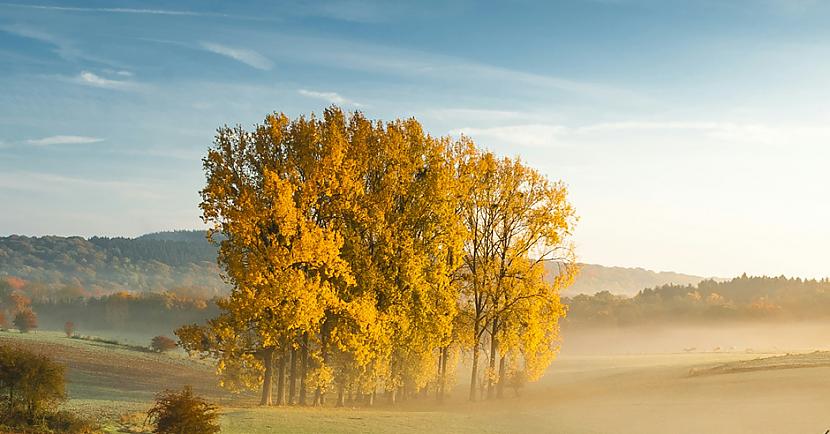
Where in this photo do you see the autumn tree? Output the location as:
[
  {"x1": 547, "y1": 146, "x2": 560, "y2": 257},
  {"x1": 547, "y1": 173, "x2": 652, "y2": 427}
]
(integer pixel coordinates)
[
  {"x1": 178, "y1": 109, "x2": 357, "y2": 406},
  {"x1": 337, "y1": 115, "x2": 464, "y2": 403},
  {"x1": 64, "y1": 321, "x2": 75, "y2": 338},
  {"x1": 178, "y1": 107, "x2": 576, "y2": 407},
  {"x1": 456, "y1": 147, "x2": 576, "y2": 401},
  {"x1": 151, "y1": 336, "x2": 177, "y2": 353},
  {"x1": 13, "y1": 309, "x2": 38, "y2": 333}
]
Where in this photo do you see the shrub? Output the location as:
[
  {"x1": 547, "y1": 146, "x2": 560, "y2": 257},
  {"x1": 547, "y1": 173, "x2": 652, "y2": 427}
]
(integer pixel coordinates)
[
  {"x1": 13, "y1": 310, "x2": 37, "y2": 333},
  {"x1": 0, "y1": 311, "x2": 7, "y2": 331},
  {"x1": 44, "y1": 410, "x2": 99, "y2": 434},
  {"x1": 64, "y1": 321, "x2": 75, "y2": 337},
  {"x1": 146, "y1": 386, "x2": 220, "y2": 434},
  {"x1": 0, "y1": 345, "x2": 66, "y2": 423},
  {"x1": 150, "y1": 336, "x2": 177, "y2": 353}
]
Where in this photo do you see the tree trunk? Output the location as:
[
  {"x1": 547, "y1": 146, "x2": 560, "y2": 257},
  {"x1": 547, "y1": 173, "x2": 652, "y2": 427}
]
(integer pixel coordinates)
[
  {"x1": 299, "y1": 333, "x2": 309, "y2": 405},
  {"x1": 496, "y1": 355, "x2": 506, "y2": 399},
  {"x1": 314, "y1": 330, "x2": 329, "y2": 406},
  {"x1": 276, "y1": 349, "x2": 286, "y2": 405},
  {"x1": 469, "y1": 320, "x2": 480, "y2": 402},
  {"x1": 336, "y1": 382, "x2": 345, "y2": 407},
  {"x1": 438, "y1": 346, "x2": 449, "y2": 403},
  {"x1": 487, "y1": 318, "x2": 499, "y2": 400},
  {"x1": 259, "y1": 347, "x2": 274, "y2": 406},
  {"x1": 288, "y1": 347, "x2": 297, "y2": 405}
]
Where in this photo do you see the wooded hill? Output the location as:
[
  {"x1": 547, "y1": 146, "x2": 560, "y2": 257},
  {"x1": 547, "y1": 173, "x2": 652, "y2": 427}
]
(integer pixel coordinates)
[
  {"x1": 565, "y1": 274, "x2": 830, "y2": 326},
  {"x1": 0, "y1": 231, "x2": 702, "y2": 299},
  {"x1": 0, "y1": 231, "x2": 228, "y2": 297},
  {"x1": 561, "y1": 263, "x2": 706, "y2": 296}
]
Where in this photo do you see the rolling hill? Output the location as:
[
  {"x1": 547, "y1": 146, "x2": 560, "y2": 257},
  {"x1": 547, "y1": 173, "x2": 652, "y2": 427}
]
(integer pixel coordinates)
[
  {"x1": 562, "y1": 263, "x2": 708, "y2": 296},
  {"x1": 0, "y1": 231, "x2": 707, "y2": 298}
]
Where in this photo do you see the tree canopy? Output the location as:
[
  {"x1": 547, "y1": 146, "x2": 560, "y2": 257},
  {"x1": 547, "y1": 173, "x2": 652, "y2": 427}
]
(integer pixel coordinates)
[{"x1": 177, "y1": 107, "x2": 578, "y2": 405}]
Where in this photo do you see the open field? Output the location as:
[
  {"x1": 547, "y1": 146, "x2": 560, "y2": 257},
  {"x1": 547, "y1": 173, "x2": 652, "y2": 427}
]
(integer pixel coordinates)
[{"x1": 3, "y1": 329, "x2": 830, "y2": 433}]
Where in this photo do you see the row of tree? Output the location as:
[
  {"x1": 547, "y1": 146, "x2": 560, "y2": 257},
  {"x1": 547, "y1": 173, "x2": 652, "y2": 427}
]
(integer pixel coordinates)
[
  {"x1": 177, "y1": 107, "x2": 577, "y2": 406},
  {"x1": 566, "y1": 274, "x2": 830, "y2": 326}
]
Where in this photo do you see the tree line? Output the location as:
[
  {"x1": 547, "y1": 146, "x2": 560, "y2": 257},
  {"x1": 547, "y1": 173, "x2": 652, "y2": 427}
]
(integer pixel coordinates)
[
  {"x1": 0, "y1": 233, "x2": 227, "y2": 297},
  {"x1": 176, "y1": 107, "x2": 578, "y2": 406},
  {"x1": 565, "y1": 274, "x2": 830, "y2": 326}
]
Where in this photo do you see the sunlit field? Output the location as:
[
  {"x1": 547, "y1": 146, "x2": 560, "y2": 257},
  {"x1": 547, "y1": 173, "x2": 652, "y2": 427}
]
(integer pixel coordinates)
[{"x1": 4, "y1": 327, "x2": 830, "y2": 433}]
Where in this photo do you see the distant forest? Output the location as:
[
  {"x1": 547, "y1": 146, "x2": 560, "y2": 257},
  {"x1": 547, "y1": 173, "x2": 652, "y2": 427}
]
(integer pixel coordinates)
[
  {"x1": 566, "y1": 274, "x2": 830, "y2": 326},
  {"x1": 0, "y1": 231, "x2": 702, "y2": 300},
  {"x1": 0, "y1": 231, "x2": 228, "y2": 297},
  {"x1": 560, "y1": 263, "x2": 705, "y2": 296},
  {"x1": 3, "y1": 233, "x2": 829, "y2": 338}
]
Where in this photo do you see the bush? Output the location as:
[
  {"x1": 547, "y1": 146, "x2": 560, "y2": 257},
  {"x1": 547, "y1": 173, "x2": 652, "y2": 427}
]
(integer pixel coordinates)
[
  {"x1": 13, "y1": 310, "x2": 37, "y2": 333},
  {"x1": 0, "y1": 311, "x2": 7, "y2": 330},
  {"x1": 44, "y1": 410, "x2": 100, "y2": 434},
  {"x1": 64, "y1": 321, "x2": 75, "y2": 337},
  {"x1": 146, "y1": 386, "x2": 219, "y2": 434},
  {"x1": 0, "y1": 345, "x2": 66, "y2": 424},
  {"x1": 150, "y1": 336, "x2": 177, "y2": 353}
]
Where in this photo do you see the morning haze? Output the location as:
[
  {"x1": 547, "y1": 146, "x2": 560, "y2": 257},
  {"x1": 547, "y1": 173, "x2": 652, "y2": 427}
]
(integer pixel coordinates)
[{"x1": 1, "y1": 1, "x2": 830, "y2": 433}]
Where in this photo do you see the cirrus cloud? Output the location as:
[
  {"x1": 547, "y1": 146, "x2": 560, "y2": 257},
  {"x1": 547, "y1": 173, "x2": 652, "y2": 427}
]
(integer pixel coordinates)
[
  {"x1": 26, "y1": 135, "x2": 104, "y2": 146},
  {"x1": 73, "y1": 71, "x2": 138, "y2": 90},
  {"x1": 298, "y1": 89, "x2": 362, "y2": 107},
  {"x1": 201, "y1": 42, "x2": 273, "y2": 70}
]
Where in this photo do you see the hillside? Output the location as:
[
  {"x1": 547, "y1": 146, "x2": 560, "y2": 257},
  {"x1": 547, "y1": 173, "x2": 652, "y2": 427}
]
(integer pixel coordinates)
[
  {"x1": 0, "y1": 231, "x2": 227, "y2": 297},
  {"x1": 557, "y1": 263, "x2": 707, "y2": 296},
  {"x1": 1, "y1": 232, "x2": 707, "y2": 299}
]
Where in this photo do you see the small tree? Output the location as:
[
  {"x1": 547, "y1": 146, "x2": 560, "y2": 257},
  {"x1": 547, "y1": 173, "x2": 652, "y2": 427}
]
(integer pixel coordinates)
[
  {"x1": 146, "y1": 386, "x2": 220, "y2": 434},
  {"x1": 150, "y1": 336, "x2": 177, "y2": 353},
  {"x1": 0, "y1": 311, "x2": 7, "y2": 331},
  {"x1": 64, "y1": 321, "x2": 75, "y2": 338},
  {"x1": 13, "y1": 309, "x2": 37, "y2": 333},
  {"x1": 0, "y1": 346, "x2": 66, "y2": 423}
]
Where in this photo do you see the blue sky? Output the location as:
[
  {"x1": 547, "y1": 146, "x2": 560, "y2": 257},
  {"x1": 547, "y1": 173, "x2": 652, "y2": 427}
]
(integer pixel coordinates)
[{"x1": 2, "y1": 0, "x2": 830, "y2": 278}]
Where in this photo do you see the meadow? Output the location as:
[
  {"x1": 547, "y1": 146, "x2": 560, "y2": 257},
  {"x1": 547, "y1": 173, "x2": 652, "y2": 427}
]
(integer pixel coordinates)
[{"x1": 3, "y1": 327, "x2": 830, "y2": 433}]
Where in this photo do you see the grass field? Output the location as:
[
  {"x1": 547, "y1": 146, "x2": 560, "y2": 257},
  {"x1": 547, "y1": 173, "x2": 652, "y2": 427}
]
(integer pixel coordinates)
[{"x1": 3, "y1": 329, "x2": 830, "y2": 433}]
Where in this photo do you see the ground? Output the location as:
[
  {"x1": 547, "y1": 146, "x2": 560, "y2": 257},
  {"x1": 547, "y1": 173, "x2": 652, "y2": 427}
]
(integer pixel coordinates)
[{"x1": 2, "y1": 330, "x2": 830, "y2": 433}]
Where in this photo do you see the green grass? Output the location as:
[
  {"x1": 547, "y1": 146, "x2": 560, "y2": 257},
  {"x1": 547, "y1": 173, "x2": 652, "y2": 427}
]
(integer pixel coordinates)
[{"x1": 4, "y1": 329, "x2": 830, "y2": 433}]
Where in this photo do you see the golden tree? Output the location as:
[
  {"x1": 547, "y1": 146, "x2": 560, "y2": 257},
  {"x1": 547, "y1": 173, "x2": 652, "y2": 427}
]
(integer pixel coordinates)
[
  {"x1": 178, "y1": 109, "x2": 356, "y2": 405},
  {"x1": 178, "y1": 108, "x2": 576, "y2": 407},
  {"x1": 456, "y1": 148, "x2": 577, "y2": 401}
]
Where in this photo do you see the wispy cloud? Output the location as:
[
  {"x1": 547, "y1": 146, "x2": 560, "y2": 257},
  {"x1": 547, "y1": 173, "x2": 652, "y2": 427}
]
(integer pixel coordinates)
[
  {"x1": 450, "y1": 124, "x2": 567, "y2": 148},
  {"x1": 26, "y1": 135, "x2": 104, "y2": 146},
  {"x1": 0, "y1": 171, "x2": 161, "y2": 200},
  {"x1": 0, "y1": 3, "x2": 251, "y2": 19},
  {"x1": 298, "y1": 89, "x2": 361, "y2": 107},
  {"x1": 0, "y1": 23, "x2": 116, "y2": 65},
  {"x1": 264, "y1": 34, "x2": 646, "y2": 104},
  {"x1": 201, "y1": 42, "x2": 273, "y2": 70},
  {"x1": 72, "y1": 71, "x2": 138, "y2": 90},
  {"x1": 451, "y1": 119, "x2": 830, "y2": 150}
]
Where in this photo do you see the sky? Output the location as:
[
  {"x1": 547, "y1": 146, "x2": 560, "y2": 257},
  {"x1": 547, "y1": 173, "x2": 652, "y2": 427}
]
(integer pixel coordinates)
[{"x1": 2, "y1": 0, "x2": 830, "y2": 278}]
